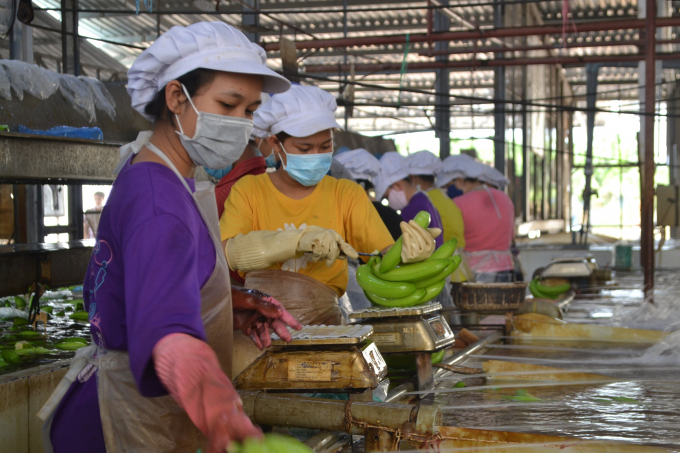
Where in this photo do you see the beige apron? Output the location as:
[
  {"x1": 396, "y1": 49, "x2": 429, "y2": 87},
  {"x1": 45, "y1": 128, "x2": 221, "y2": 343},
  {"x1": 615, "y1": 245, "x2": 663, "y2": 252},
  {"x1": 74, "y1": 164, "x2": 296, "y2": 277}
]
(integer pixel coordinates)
[
  {"x1": 39, "y1": 141, "x2": 233, "y2": 453},
  {"x1": 232, "y1": 269, "x2": 340, "y2": 377}
]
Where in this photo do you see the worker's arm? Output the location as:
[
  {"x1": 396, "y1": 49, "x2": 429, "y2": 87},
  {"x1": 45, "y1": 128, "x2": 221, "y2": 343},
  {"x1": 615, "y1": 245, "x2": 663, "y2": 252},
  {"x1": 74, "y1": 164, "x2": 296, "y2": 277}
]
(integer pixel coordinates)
[{"x1": 153, "y1": 334, "x2": 262, "y2": 453}]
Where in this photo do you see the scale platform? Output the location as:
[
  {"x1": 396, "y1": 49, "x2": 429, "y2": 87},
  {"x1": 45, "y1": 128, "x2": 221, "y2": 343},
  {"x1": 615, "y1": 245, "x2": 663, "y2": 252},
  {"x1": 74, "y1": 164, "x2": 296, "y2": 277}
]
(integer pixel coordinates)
[
  {"x1": 235, "y1": 325, "x2": 387, "y2": 393},
  {"x1": 349, "y1": 303, "x2": 456, "y2": 354}
]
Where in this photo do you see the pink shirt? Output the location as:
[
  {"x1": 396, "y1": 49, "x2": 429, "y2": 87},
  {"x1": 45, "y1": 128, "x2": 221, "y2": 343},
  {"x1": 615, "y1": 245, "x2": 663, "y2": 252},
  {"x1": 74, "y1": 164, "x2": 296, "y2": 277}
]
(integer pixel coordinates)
[{"x1": 453, "y1": 186, "x2": 515, "y2": 272}]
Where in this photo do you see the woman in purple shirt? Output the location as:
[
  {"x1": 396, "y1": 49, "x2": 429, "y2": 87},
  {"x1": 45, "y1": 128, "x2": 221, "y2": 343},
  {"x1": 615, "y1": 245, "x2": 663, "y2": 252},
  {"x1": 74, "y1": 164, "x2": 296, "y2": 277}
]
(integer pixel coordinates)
[{"x1": 40, "y1": 23, "x2": 299, "y2": 453}]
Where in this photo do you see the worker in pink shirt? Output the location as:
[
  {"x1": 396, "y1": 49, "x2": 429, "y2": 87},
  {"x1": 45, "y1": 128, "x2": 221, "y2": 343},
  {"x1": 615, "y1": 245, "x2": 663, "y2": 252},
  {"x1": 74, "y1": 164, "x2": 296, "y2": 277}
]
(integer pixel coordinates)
[{"x1": 448, "y1": 155, "x2": 515, "y2": 283}]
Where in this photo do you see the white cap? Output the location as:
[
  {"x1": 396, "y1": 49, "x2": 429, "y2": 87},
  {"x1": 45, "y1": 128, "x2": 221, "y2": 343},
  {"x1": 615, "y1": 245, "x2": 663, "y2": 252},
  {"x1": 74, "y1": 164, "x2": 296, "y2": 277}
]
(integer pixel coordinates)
[
  {"x1": 406, "y1": 150, "x2": 441, "y2": 176},
  {"x1": 250, "y1": 93, "x2": 271, "y2": 140},
  {"x1": 374, "y1": 152, "x2": 409, "y2": 200},
  {"x1": 253, "y1": 84, "x2": 343, "y2": 137},
  {"x1": 479, "y1": 166, "x2": 510, "y2": 189},
  {"x1": 127, "y1": 22, "x2": 291, "y2": 120},
  {"x1": 436, "y1": 154, "x2": 486, "y2": 187},
  {"x1": 333, "y1": 148, "x2": 380, "y2": 181}
]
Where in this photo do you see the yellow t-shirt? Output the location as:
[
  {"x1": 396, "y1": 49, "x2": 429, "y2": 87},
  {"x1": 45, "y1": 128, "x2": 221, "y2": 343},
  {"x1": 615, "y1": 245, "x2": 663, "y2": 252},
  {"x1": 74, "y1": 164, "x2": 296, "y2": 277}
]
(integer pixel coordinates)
[
  {"x1": 220, "y1": 174, "x2": 394, "y2": 296},
  {"x1": 427, "y1": 188, "x2": 466, "y2": 249}
]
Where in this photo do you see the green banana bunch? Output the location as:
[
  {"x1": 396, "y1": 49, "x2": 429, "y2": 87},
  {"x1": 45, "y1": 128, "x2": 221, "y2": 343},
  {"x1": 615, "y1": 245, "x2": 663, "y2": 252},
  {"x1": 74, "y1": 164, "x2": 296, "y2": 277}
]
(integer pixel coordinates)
[
  {"x1": 364, "y1": 289, "x2": 427, "y2": 307},
  {"x1": 356, "y1": 262, "x2": 417, "y2": 299},
  {"x1": 529, "y1": 278, "x2": 571, "y2": 300},
  {"x1": 69, "y1": 311, "x2": 90, "y2": 322},
  {"x1": 379, "y1": 211, "x2": 431, "y2": 273},
  {"x1": 372, "y1": 259, "x2": 450, "y2": 282}
]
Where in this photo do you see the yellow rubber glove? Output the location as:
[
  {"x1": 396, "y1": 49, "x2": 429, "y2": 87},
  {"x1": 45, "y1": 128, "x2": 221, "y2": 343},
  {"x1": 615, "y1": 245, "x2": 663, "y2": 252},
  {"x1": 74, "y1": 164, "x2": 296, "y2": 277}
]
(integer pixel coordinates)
[
  {"x1": 226, "y1": 226, "x2": 359, "y2": 272},
  {"x1": 400, "y1": 220, "x2": 442, "y2": 263},
  {"x1": 298, "y1": 225, "x2": 359, "y2": 266}
]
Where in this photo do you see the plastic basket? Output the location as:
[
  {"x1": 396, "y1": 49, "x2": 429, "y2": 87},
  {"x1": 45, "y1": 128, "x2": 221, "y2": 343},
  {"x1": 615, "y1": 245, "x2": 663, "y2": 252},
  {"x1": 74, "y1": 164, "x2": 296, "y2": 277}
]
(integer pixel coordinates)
[{"x1": 451, "y1": 282, "x2": 528, "y2": 311}]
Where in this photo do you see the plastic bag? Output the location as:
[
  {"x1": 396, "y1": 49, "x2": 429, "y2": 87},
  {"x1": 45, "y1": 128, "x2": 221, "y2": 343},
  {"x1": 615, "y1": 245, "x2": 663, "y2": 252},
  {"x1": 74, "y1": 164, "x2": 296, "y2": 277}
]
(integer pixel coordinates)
[
  {"x1": 0, "y1": 60, "x2": 60, "y2": 101},
  {"x1": 58, "y1": 74, "x2": 96, "y2": 123},
  {"x1": 18, "y1": 125, "x2": 103, "y2": 140},
  {"x1": 78, "y1": 76, "x2": 116, "y2": 120},
  {"x1": 0, "y1": 64, "x2": 11, "y2": 100}
]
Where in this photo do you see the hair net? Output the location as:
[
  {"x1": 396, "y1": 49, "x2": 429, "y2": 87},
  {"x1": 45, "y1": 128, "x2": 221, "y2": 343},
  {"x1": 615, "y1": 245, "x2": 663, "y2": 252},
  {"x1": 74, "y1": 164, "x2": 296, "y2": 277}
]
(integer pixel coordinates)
[
  {"x1": 127, "y1": 22, "x2": 290, "y2": 120},
  {"x1": 253, "y1": 84, "x2": 342, "y2": 138},
  {"x1": 333, "y1": 148, "x2": 380, "y2": 181},
  {"x1": 479, "y1": 166, "x2": 510, "y2": 190},
  {"x1": 250, "y1": 93, "x2": 272, "y2": 140},
  {"x1": 406, "y1": 150, "x2": 441, "y2": 176},
  {"x1": 374, "y1": 152, "x2": 409, "y2": 200},
  {"x1": 436, "y1": 154, "x2": 485, "y2": 187}
]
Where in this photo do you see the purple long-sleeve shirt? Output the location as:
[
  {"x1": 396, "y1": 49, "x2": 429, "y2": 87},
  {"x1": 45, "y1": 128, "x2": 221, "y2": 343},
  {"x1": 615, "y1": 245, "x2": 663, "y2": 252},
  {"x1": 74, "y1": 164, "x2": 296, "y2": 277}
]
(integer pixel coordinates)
[
  {"x1": 50, "y1": 157, "x2": 216, "y2": 453},
  {"x1": 400, "y1": 192, "x2": 444, "y2": 247}
]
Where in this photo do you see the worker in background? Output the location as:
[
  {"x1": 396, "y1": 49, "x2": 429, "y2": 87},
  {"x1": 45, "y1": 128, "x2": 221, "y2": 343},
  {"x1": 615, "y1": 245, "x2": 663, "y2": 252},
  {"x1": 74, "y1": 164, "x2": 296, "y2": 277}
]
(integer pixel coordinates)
[
  {"x1": 406, "y1": 151, "x2": 465, "y2": 249},
  {"x1": 450, "y1": 155, "x2": 515, "y2": 283},
  {"x1": 83, "y1": 191, "x2": 105, "y2": 239},
  {"x1": 335, "y1": 148, "x2": 403, "y2": 241},
  {"x1": 41, "y1": 23, "x2": 300, "y2": 453},
  {"x1": 375, "y1": 152, "x2": 444, "y2": 248},
  {"x1": 221, "y1": 85, "x2": 438, "y2": 374}
]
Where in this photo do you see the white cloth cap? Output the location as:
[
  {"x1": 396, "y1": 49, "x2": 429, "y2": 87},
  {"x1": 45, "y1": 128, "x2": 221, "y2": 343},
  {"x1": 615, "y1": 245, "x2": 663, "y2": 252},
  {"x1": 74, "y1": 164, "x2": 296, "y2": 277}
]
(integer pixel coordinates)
[
  {"x1": 127, "y1": 22, "x2": 290, "y2": 120},
  {"x1": 333, "y1": 148, "x2": 380, "y2": 181},
  {"x1": 374, "y1": 152, "x2": 409, "y2": 200},
  {"x1": 406, "y1": 150, "x2": 441, "y2": 176},
  {"x1": 436, "y1": 154, "x2": 486, "y2": 187},
  {"x1": 250, "y1": 93, "x2": 271, "y2": 140},
  {"x1": 253, "y1": 84, "x2": 343, "y2": 137},
  {"x1": 479, "y1": 166, "x2": 510, "y2": 189}
]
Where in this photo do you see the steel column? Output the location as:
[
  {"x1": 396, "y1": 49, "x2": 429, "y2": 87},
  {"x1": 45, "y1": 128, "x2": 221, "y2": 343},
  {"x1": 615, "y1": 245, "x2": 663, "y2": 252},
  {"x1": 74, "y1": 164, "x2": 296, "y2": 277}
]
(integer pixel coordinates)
[
  {"x1": 642, "y1": 0, "x2": 657, "y2": 299},
  {"x1": 522, "y1": 66, "x2": 529, "y2": 221},
  {"x1": 61, "y1": 0, "x2": 80, "y2": 75},
  {"x1": 493, "y1": 0, "x2": 505, "y2": 174},
  {"x1": 581, "y1": 64, "x2": 600, "y2": 244},
  {"x1": 434, "y1": 0, "x2": 451, "y2": 159},
  {"x1": 242, "y1": 0, "x2": 259, "y2": 42}
]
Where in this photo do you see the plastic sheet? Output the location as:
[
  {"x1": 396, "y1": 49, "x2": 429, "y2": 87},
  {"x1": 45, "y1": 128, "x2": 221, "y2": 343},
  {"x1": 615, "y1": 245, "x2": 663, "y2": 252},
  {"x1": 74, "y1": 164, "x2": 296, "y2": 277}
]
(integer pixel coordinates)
[
  {"x1": 78, "y1": 76, "x2": 116, "y2": 120},
  {"x1": 0, "y1": 64, "x2": 11, "y2": 100},
  {"x1": 0, "y1": 60, "x2": 60, "y2": 101},
  {"x1": 58, "y1": 74, "x2": 96, "y2": 123},
  {"x1": 18, "y1": 125, "x2": 104, "y2": 140}
]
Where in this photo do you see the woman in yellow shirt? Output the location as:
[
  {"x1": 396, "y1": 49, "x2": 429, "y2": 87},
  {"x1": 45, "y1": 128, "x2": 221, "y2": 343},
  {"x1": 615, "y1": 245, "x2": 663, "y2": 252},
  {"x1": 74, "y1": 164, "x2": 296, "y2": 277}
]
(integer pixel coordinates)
[{"x1": 220, "y1": 85, "x2": 447, "y2": 373}]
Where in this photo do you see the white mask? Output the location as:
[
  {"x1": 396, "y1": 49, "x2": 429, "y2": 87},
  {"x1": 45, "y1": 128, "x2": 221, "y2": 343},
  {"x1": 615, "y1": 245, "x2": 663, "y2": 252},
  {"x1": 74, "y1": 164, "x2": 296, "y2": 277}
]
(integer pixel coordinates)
[
  {"x1": 175, "y1": 84, "x2": 253, "y2": 170},
  {"x1": 388, "y1": 189, "x2": 408, "y2": 211}
]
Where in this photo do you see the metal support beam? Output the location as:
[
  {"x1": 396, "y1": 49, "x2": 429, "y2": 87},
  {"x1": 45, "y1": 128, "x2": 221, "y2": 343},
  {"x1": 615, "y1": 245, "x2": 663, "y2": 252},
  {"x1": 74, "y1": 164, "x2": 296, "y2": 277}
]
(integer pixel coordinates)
[
  {"x1": 641, "y1": 0, "x2": 657, "y2": 299},
  {"x1": 521, "y1": 66, "x2": 530, "y2": 222},
  {"x1": 241, "y1": 0, "x2": 259, "y2": 43},
  {"x1": 61, "y1": 0, "x2": 80, "y2": 75},
  {"x1": 493, "y1": 0, "x2": 505, "y2": 174},
  {"x1": 434, "y1": 0, "x2": 450, "y2": 159},
  {"x1": 581, "y1": 63, "x2": 601, "y2": 244}
]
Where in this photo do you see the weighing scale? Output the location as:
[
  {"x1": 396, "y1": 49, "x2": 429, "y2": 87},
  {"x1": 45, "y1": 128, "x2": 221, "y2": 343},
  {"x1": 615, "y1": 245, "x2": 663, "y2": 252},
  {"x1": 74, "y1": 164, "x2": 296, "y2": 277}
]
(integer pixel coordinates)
[
  {"x1": 235, "y1": 325, "x2": 387, "y2": 395},
  {"x1": 348, "y1": 302, "x2": 456, "y2": 391},
  {"x1": 538, "y1": 255, "x2": 612, "y2": 292}
]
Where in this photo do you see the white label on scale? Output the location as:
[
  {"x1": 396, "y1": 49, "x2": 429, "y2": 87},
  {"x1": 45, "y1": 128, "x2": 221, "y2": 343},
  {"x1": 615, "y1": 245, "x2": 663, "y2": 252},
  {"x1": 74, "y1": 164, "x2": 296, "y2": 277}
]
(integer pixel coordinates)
[
  {"x1": 371, "y1": 332, "x2": 402, "y2": 345},
  {"x1": 288, "y1": 360, "x2": 333, "y2": 381}
]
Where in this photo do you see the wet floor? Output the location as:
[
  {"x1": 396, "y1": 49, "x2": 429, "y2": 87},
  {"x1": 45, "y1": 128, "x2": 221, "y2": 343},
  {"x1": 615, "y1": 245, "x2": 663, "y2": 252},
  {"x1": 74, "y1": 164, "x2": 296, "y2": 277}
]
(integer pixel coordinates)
[{"x1": 426, "y1": 271, "x2": 680, "y2": 451}]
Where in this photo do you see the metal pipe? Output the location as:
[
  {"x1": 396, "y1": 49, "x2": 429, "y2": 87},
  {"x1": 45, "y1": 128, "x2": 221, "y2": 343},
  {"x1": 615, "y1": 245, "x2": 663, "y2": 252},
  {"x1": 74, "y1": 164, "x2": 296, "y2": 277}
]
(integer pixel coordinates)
[
  {"x1": 302, "y1": 51, "x2": 680, "y2": 73},
  {"x1": 239, "y1": 391, "x2": 442, "y2": 435},
  {"x1": 384, "y1": 382, "x2": 415, "y2": 403},
  {"x1": 263, "y1": 17, "x2": 680, "y2": 52},
  {"x1": 418, "y1": 39, "x2": 646, "y2": 56},
  {"x1": 434, "y1": 330, "x2": 503, "y2": 379},
  {"x1": 643, "y1": 0, "x2": 657, "y2": 300}
]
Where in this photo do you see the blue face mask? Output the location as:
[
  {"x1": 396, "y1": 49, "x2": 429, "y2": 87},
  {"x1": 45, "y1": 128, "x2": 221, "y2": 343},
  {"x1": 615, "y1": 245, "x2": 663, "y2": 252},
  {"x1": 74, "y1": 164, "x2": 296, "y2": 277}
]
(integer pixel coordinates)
[
  {"x1": 279, "y1": 143, "x2": 333, "y2": 187},
  {"x1": 447, "y1": 184, "x2": 463, "y2": 199},
  {"x1": 204, "y1": 165, "x2": 232, "y2": 180},
  {"x1": 264, "y1": 152, "x2": 278, "y2": 168}
]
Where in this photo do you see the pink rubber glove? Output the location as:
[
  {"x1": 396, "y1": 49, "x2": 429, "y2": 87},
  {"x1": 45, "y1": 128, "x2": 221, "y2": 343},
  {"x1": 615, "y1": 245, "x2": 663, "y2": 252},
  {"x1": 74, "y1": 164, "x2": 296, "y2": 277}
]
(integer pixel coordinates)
[
  {"x1": 232, "y1": 287, "x2": 302, "y2": 349},
  {"x1": 153, "y1": 333, "x2": 262, "y2": 453}
]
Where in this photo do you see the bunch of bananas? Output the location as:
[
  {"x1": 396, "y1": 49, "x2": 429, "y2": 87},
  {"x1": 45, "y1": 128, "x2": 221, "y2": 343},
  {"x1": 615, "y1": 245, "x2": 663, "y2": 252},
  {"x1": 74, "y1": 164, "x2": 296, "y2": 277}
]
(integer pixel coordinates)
[
  {"x1": 356, "y1": 211, "x2": 461, "y2": 308},
  {"x1": 529, "y1": 278, "x2": 572, "y2": 300}
]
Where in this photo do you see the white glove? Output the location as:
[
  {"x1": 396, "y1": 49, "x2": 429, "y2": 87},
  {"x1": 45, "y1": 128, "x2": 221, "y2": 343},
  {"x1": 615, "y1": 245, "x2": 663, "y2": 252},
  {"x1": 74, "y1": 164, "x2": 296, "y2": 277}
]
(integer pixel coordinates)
[
  {"x1": 400, "y1": 220, "x2": 442, "y2": 263},
  {"x1": 298, "y1": 226, "x2": 359, "y2": 266}
]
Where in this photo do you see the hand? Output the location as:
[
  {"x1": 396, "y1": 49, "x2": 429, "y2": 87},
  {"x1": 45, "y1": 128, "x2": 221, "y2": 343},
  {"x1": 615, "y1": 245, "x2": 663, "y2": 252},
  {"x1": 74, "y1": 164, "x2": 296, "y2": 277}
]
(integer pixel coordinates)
[
  {"x1": 298, "y1": 225, "x2": 359, "y2": 266},
  {"x1": 400, "y1": 220, "x2": 442, "y2": 263},
  {"x1": 152, "y1": 334, "x2": 263, "y2": 453},
  {"x1": 232, "y1": 287, "x2": 302, "y2": 349}
]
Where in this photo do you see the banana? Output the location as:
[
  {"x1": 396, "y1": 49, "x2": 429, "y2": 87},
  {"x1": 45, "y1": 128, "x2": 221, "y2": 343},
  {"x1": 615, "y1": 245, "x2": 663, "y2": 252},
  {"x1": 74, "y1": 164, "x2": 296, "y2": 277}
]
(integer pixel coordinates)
[
  {"x1": 373, "y1": 258, "x2": 449, "y2": 283},
  {"x1": 419, "y1": 279, "x2": 446, "y2": 304},
  {"x1": 356, "y1": 263, "x2": 418, "y2": 299},
  {"x1": 413, "y1": 256, "x2": 462, "y2": 289},
  {"x1": 379, "y1": 211, "x2": 431, "y2": 274},
  {"x1": 429, "y1": 237, "x2": 458, "y2": 260},
  {"x1": 364, "y1": 289, "x2": 427, "y2": 308},
  {"x1": 535, "y1": 279, "x2": 571, "y2": 297},
  {"x1": 529, "y1": 278, "x2": 556, "y2": 300}
]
